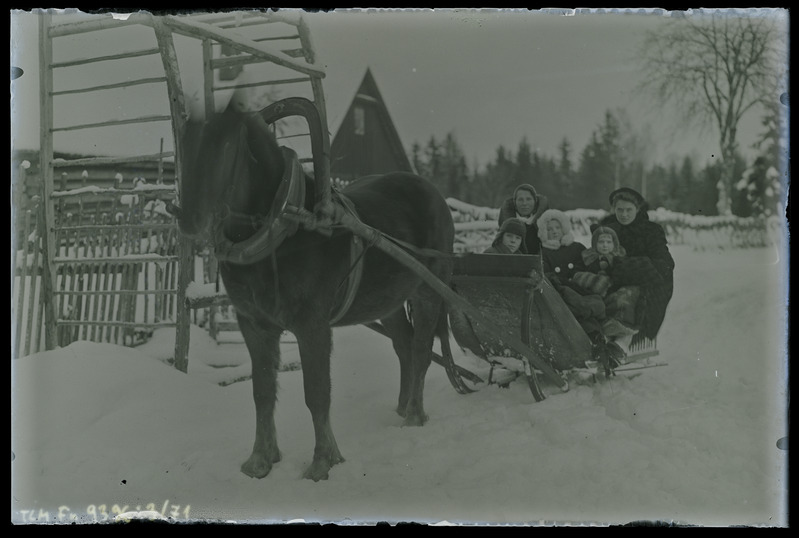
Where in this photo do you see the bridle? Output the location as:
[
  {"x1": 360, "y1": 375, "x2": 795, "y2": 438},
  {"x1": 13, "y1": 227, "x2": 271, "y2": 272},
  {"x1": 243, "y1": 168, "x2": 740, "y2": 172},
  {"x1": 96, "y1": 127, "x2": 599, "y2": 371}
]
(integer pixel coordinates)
[
  {"x1": 168, "y1": 97, "x2": 331, "y2": 266},
  {"x1": 212, "y1": 145, "x2": 307, "y2": 265}
]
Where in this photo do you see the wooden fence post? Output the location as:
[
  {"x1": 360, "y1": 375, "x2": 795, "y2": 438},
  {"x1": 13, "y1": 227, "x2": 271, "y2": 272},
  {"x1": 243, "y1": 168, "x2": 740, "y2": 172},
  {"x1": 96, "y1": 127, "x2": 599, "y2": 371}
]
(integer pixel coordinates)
[
  {"x1": 153, "y1": 16, "x2": 191, "y2": 372},
  {"x1": 38, "y1": 12, "x2": 58, "y2": 350}
]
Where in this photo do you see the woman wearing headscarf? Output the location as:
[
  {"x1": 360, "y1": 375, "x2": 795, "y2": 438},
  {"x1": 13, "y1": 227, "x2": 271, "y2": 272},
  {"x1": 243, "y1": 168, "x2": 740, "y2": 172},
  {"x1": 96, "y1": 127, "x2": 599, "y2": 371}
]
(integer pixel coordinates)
[
  {"x1": 597, "y1": 187, "x2": 675, "y2": 346},
  {"x1": 497, "y1": 184, "x2": 548, "y2": 255}
]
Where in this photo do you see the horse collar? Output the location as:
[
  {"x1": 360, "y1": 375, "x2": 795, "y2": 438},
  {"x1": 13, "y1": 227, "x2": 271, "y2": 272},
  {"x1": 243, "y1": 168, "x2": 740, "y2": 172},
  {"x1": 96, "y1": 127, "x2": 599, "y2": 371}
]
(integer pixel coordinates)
[{"x1": 213, "y1": 146, "x2": 306, "y2": 265}]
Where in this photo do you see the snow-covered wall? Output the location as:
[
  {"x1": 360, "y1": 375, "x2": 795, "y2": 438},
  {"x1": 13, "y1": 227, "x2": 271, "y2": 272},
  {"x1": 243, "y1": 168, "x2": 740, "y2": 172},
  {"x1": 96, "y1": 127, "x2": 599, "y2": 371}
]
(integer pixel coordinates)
[{"x1": 446, "y1": 198, "x2": 785, "y2": 253}]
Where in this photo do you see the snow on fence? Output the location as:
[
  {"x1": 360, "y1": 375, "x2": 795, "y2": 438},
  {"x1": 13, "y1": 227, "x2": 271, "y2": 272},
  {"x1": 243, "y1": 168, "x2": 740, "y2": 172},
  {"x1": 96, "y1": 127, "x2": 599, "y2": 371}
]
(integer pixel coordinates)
[
  {"x1": 446, "y1": 198, "x2": 785, "y2": 253},
  {"x1": 11, "y1": 165, "x2": 181, "y2": 358}
]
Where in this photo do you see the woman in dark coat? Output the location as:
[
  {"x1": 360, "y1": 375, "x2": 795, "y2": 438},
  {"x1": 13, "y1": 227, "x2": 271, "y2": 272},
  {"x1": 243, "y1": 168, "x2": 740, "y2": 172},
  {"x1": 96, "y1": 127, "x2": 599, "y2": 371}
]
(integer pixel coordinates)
[
  {"x1": 598, "y1": 187, "x2": 675, "y2": 345},
  {"x1": 498, "y1": 184, "x2": 549, "y2": 255}
]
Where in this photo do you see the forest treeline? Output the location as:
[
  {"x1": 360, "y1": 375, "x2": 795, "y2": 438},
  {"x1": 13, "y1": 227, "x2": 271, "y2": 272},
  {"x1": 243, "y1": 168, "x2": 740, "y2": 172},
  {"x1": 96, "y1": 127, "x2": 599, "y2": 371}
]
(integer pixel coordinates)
[{"x1": 410, "y1": 106, "x2": 784, "y2": 218}]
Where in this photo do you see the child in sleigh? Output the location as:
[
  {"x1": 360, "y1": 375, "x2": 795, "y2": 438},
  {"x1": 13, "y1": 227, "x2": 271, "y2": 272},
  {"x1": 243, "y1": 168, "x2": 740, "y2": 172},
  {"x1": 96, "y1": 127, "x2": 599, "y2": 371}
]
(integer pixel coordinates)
[
  {"x1": 534, "y1": 211, "x2": 631, "y2": 373},
  {"x1": 483, "y1": 217, "x2": 528, "y2": 254},
  {"x1": 539, "y1": 218, "x2": 643, "y2": 370},
  {"x1": 577, "y1": 225, "x2": 657, "y2": 369},
  {"x1": 536, "y1": 210, "x2": 606, "y2": 335},
  {"x1": 581, "y1": 226, "x2": 641, "y2": 338}
]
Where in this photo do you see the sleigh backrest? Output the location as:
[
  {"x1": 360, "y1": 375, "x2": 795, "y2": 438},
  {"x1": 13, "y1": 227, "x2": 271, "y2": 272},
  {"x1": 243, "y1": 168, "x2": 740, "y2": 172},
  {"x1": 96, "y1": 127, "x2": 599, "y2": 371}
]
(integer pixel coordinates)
[{"x1": 453, "y1": 253, "x2": 542, "y2": 278}]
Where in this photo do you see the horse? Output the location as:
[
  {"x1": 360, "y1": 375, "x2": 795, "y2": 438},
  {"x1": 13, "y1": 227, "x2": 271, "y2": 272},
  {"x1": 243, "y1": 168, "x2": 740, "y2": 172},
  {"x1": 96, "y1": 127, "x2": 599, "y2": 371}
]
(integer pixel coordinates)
[{"x1": 170, "y1": 100, "x2": 455, "y2": 481}]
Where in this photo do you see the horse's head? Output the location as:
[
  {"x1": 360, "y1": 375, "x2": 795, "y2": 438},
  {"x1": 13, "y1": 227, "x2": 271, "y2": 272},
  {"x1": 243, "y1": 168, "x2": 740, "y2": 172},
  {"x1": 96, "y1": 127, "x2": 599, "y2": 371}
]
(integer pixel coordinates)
[{"x1": 172, "y1": 107, "x2": 285, "y2": 240}]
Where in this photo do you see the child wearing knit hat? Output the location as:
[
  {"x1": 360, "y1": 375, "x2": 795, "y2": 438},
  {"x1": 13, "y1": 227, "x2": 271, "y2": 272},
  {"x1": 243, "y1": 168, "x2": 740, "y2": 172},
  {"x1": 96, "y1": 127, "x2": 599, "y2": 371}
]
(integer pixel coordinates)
[
  {"x1": 483, "y1": 217, "x2": 528, "y2": 254},
  {"x1": 581, "y1": 226, "x2": 625, "y2": 274},
  {"x1": 577, "y1": 226, "x2": 643, "y2": 371}
]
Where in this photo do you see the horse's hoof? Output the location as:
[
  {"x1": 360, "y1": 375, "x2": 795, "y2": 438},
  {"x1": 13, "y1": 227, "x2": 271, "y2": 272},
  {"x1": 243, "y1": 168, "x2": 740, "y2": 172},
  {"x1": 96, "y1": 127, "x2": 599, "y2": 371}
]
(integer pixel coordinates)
[
  {"x1": 302, "y1": 454, "x2": 345, "y2": 481},
  {"x1": 303, "y1": 464, "x2": 329, "y2": 482},
  {"x1": 241, "y1": 451, "x2": 280, "y2": 479},
  {"x1": 241, "y1": 460, "x2": 271, "y2": 479},
  {"x1": 402, "y1": 412, "x2": 428, "y2": 427}
]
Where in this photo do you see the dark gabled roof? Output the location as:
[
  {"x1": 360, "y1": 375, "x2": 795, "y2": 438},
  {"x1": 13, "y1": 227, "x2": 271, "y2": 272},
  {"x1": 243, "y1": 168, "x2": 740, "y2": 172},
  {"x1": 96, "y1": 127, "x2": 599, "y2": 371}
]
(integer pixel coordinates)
[{"x1": 330, "y1": 67, "x2": 414, "y2": 175}]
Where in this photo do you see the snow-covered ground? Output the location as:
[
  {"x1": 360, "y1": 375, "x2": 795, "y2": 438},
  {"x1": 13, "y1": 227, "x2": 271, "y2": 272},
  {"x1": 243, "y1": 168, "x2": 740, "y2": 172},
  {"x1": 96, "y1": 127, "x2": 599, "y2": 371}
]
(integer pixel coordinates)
[{"x1": 10, "y1": 244, "x2": 789, "y2": 526}]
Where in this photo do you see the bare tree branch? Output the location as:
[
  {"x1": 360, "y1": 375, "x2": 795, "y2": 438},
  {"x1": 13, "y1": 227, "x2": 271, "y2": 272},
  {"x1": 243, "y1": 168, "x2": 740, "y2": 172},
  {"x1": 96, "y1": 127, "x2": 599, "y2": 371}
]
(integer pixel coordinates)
[{"x1": 635, "y1": 10, "x2": 786, "y2": 214}]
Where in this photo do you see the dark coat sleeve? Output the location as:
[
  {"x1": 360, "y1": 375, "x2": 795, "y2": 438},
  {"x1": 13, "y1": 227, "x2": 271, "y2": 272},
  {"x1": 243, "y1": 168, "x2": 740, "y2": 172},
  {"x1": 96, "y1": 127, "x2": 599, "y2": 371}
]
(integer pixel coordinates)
[
  {"x1": 644, "y1": 223, "x2": 675, "y2": 282},
  {"x1": 610, "y1": 256, "x2": 664, "y2": 288},
  {"x1": 541, "y1": 250, "x2": 553, "y2": 274},
  {"x1": 630, "y1": 222, "x2": 675, "y2": 342}
]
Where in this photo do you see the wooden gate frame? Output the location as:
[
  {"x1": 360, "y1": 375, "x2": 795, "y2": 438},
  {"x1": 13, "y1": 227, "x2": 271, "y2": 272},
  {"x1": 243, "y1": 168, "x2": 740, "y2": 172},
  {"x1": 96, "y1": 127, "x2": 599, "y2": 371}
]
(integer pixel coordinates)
[{"x1": 35, "y1": 10, "x2": 329, "y2": 371}]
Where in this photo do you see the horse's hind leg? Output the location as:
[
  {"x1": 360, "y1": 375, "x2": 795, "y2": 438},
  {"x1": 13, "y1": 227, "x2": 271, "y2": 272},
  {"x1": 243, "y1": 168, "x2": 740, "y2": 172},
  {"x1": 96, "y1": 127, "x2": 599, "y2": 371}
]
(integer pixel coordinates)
[
  {"x1": 403, "y1": 291, "x2": 443, "y2": 427},
  {"x1": 380, "y1": 306, "x2": 414, "y2": 418},
  {"x1": 238, "y1": 315, "x2": 283, "y2": 479},
  {"x1": 294, "y1": 322, "x2": 345, "y2": 481}
]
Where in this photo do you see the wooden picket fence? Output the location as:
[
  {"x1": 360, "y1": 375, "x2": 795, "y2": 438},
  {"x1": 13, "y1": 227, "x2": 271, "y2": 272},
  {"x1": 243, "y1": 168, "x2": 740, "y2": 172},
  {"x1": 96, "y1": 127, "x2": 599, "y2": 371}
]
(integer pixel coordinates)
[
  {"x1": 12, "y1": 198, "x2": 47, "y2": 359},
  {"x1": 11, "y1": 161, "x2": 182, "y2": 359}
]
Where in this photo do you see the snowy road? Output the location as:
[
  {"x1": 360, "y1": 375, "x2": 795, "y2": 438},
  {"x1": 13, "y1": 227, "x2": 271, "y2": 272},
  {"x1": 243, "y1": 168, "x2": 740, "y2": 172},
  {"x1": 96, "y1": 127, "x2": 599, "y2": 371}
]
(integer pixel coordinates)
[{"x1": 11, "y1": 245, "x2": 788, "y2": 526}]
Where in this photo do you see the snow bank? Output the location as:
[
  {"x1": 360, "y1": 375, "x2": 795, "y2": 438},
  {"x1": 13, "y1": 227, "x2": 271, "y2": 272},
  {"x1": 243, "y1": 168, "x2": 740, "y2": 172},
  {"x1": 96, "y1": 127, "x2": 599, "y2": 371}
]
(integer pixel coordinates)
[{"x1": 10, "y1": 246, "x2": 788, "y2": 526}]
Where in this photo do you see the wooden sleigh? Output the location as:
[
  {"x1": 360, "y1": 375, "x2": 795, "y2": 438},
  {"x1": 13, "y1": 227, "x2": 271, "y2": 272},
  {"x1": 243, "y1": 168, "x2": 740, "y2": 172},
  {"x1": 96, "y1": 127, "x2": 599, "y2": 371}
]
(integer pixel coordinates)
[{"x1": 443, "y1": 253, "x2": 664, "y2": 401}]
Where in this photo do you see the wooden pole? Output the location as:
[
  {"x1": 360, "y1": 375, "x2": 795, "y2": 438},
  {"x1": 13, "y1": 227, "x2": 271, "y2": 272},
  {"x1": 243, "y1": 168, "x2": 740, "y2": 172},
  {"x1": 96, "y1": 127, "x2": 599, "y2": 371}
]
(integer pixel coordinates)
[
  {"x1": 161, "y1": 16, "x2": 326, "y2": 78},
  {"x1": 12, "y1": 161, "x2": 28, "y2": 358},
  {"x1": 157, "y1": 138, "x2": 165, "y2": 185},
  {"x1": 38, "y1": 12, "x2": 58, "y2": 350},
  {"x1": 153, "y1": 16, "x2": 191, "y2": 373},
  {"x1": 202, "y1": 38, "x2": 215, "y2": 119}
]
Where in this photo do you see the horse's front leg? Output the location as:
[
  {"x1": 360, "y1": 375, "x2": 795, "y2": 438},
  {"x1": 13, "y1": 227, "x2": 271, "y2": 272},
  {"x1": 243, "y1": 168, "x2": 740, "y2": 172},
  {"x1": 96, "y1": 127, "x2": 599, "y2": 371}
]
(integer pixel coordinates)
[
  {"x1": 294, "y1": 322, "x2": 345, "y2": 481},
  {"x1": 237, "y1": 314, "x2": 283, "y2": 478}
]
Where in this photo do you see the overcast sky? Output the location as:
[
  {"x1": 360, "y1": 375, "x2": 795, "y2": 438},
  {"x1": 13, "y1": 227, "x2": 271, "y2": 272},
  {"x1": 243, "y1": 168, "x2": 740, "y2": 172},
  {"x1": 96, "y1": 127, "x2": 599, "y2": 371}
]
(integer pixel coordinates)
[{"x1": 10, "y1": 8, "x2": 788, "y2": 170}]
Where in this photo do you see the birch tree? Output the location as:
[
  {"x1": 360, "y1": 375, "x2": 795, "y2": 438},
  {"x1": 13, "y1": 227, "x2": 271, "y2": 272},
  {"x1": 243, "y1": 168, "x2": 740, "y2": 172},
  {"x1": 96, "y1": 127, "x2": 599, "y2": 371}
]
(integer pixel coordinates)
[{"x1": 637, "y1": 10, "x2": 786, "y2": 215}]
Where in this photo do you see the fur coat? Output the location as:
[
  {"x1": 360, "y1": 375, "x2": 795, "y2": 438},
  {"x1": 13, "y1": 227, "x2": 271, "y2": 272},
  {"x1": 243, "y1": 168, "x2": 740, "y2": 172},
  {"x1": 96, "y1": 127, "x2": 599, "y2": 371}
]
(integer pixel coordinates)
[{"x1": 598, "y1": 210, "x2": 675, "y2": 341}]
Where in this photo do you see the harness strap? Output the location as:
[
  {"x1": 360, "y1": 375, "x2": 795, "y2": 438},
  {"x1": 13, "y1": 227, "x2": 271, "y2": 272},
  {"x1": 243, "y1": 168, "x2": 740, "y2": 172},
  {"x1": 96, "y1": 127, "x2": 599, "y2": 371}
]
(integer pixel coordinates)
[
  {"x1": 213, "y1": 146, "x2": 305, "y2": 264},
  {"x1": 329, "y1": 192, "x2": 366, "y2": 325}
]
